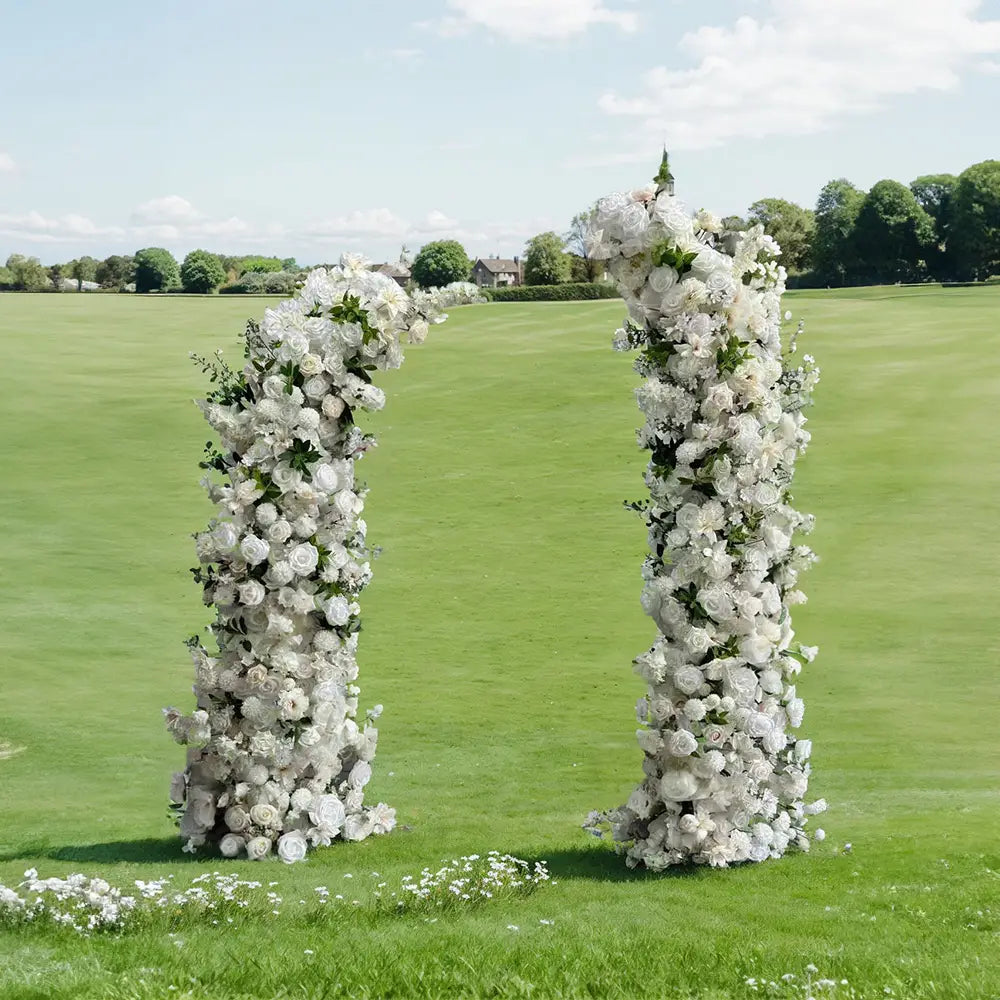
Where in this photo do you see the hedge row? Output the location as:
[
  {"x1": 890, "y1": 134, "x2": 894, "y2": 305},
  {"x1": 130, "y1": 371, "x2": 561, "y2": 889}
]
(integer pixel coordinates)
[
  {"x1": 481, "y1": 282, "x2": 620, "y2": 302},
  {"x1": 219, "y1": 271, "x2": 301, "y2": 295}
]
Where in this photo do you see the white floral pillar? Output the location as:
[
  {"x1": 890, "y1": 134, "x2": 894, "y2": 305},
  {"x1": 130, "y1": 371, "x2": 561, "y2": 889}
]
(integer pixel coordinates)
[
  {"x1": 165, "y1": 258, "x2": 481, "y2": 861},
  {"x1": 585, "y1": 158, "x2": 825, "y2": 869}
]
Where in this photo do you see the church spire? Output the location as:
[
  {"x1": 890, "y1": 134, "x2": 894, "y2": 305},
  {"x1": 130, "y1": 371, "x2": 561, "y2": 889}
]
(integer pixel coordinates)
[{"x1": 655, "y1": 147, "x2": 675, "y2": 196}]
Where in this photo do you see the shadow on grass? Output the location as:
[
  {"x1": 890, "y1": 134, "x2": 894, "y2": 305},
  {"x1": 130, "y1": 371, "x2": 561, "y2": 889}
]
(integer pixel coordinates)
[
  {"x1": 510, "y1": 844, "x2": 707, "y2": 883},
  {"x1": 0, "y1": 838, "x2": 205, "y2": 865}
]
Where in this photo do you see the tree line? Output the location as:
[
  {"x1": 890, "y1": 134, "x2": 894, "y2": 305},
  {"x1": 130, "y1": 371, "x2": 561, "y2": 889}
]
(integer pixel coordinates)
[
  {"x1": 3, "y1": 158, "x2": 996, "y2": 293},
  {"x1": 722, "y1": 159, "x2": 1000, "y2": 285},
  {"x1": 0, "y1": 250, "x2": 300, "y2": 293}
]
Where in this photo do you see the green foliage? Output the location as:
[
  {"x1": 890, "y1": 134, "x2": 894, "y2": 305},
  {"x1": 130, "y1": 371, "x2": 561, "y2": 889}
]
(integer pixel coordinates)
[
  {"x1": 134, "y1": 247, "x2": 179, "y2": 293},
  {"x1": 95, "y1": 254, "x2": 135, "y2": 289},
  {"x1": 747, "y1": 198, "x2": 815, "y2": 270},
  {"x1": 219, "y1": 270, "x2": 299, "y2": 295},
  {"x1": 564, "y1": 205, "x2": 603, "y2": 281},
  {"x1": 721, "y1": 215, "x2": 747, "y2": 231},
  {"x1": 481, "y1": 281, "x2": 619, "y2": 301},
  {"x1": 650, "y1": 241, "x2": 698, "y2": 275},
  {"x1": 411, "y1": 240, "x2": 471, "y2": 288},
  {"x1": 3, "y1": 253, "x2": 50, "y2": 291},
  {"x1": 523, "y1": 231, "x2": 571, "y2": 285},
  {"x1": 179, "y1": 249, "x2": 226, "y2": 294},
  {"x1": 0, "y1": 265, "x2": 15, "y2": 289},
  {"x1": 852, "y1": 180, "x2": 936, "y2": 284},
  {"x1": 812, "y1": 179, "x2": 867, "y2": 286},
  {"x1": 69, "y1": 255, "x2": 98, "y2": 291},
  {"x1": 238, "y1": 255, "x2": 284, "y2": 274},
  {"x1": 947, "y1": 159, "x2": 1000, "y2": 281}
]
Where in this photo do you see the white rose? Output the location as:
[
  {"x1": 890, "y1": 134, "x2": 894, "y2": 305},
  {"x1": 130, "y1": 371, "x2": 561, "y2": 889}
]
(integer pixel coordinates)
[
  {"x1": 323, "y1": 596, "x2": 350, "y2": 627},
  {"x1": 309, "y1": 794, "x2": 346, "y2": 835},
  {"x1": 245, "y1": 835, "x2": 272, "y2": 861},
  {"x1": 266, "y1": 519, "x2": 293, "y2": 545},
  {"x1": 288, "y1": 543, "x2": 319, "y2": 577},
  {"x1": 249, "y1": 803, "x2": 281, "y2": 828},
  {"x1": 219, "y1": 833, "x2": 245, "y2": 858},
  {"x1": 348, "y1": 761, "x2": 372, "y2": 789},
  {"x1": 659, "y1": 769, "x2": 699, "y2": 802},
  {"x1": 673, "y1": 666, "x2": 704, "y2": 695},
  {"x1": 369, "y1": 802, "x2": 396, "y2": 835},
  {"x1": 271, "y1": 464, "x2": 302, "y2": 492},
  {"x1": 311, "y1": 463, "x2": 342, "y2": 494},
  {"x1": 739, "y1": 634, "x2": 773, "y2": 666},
  {"x1": 322, "y1": 395, "x2": 346, "y2": 420},
  {"x1": 277, "y1": 830, "x2": 309, "y2": 864},
  {"x1": 240, "y1": 534, "x2": 270, "y2": 566},
  {"x1": 333, "y1": 490, "x2": 357, "y2": 518},
  {"x1": 668, "y1": 730, "x2": 698, "y2": 757},
  {"x1": 213, "y1": 522, "x2": 239, "y2": 551},
  {"x1": 299, "y1": 353, "x2": 323, "y2": 376},
  {"x1": 238, "y1": 580, "x2": 266, "y2": 607},
  {"x1": 342, "y1": 814, "x2": 372, "y2": 842}
]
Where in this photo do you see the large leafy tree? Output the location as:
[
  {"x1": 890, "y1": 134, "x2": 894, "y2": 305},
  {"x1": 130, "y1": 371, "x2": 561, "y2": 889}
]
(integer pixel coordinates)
[
  {"x1": 134, "y1": 247, "x2": 180, "y2": 293},
  {"x1": 95, "y1": 254, "x2": 135, "y2": 289},
  {"x1": 564, "y1": 205, "x2": 602, "y2": 281},
  {"x1": 239, "y1": 255, "x2": 283, "y2": 274},
  {"x1": 746, "y1": 198, "x2": 815, "y2": 271},
  {"x1": 4, "y1": 253, "x2": 50, "y2": 291},
  {"x1": 180, "y1": 249, "x2": 226, "y2": 294},
  {"x1": 910, "y1": 173, "x2": 958, "y2": 279},
  {"x1": 70, "y1": 255, "x2": 98, "y2": 291},
  {"x1": 852, "y1": 180, "x2": 935, "y2": 284},
  {"x1": 812, "y1": 179, "x2": 866, "y2": 286},
  {"x1": 411, "y1": 240, "x2": 470, "y2": 288},
  {"x1": 947, "y1": 160, "x2": 1000, "y2": 281},
  {"x1": 523, "y1": 231, "x2": 571, "y2": 285}
]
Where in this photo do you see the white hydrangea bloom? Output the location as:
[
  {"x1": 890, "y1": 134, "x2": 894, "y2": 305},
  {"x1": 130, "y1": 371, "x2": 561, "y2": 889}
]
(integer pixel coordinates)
[
  {"x1": 584, "y1": 167, "x2": 823, "y2": 869},
  {"x1": 167, "y1": 261, "x2": 483, "y2": 861}
]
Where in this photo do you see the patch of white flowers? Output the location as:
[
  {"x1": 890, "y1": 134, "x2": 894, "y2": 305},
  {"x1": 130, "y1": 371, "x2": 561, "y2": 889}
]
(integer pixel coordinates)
[
  {"x1": 584, "y1": 164, "x2": 824, "y2": 869},
  {"x1": 386, "y1": 852, "x2": 551, "y2": 910},
  {"x1": 0, "y1": 856, "x2": 550, "y2": 935},
  {"x1": 164, "y1": 256, "x2": 482, "y2": 861}
]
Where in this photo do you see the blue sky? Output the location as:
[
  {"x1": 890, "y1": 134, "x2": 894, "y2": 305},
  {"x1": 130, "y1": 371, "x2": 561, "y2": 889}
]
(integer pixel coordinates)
[{"x1": 2, "y1": 0, "x2": 999, "y2": 265}]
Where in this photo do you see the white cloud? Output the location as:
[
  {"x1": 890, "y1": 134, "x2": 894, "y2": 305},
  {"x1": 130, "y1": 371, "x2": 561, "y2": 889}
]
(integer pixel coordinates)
[
  {"x1": 599, "y1": 0, "x2": 1000, "y2": 151},
  {"x1": 306, "y1": 208, "x2": 409, "y2": 241},
  {"x1": 978, "y1": 58, "x2": 1000, "y2": 75},
  {"x1": 0, "y1": 152, "x2": 15, "y2": 173},
  {"x1": 0, "y1": 210, "x2": 124, "y2": 243},
  {"x1": 434, "y1": 0, "x2": 637, "y2": 41},
  {"x1": 130, "y1": 195, "x2": 202, "y2": 225},
  {"x1": 364, "y1": 46, "x2": 423, "y2": 66}
]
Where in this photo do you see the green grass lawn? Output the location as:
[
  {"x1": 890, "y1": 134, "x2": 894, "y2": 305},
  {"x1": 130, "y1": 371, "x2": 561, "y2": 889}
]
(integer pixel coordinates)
[{"x1": 0, "y1": 287, "x2": 998, "y2": 999}]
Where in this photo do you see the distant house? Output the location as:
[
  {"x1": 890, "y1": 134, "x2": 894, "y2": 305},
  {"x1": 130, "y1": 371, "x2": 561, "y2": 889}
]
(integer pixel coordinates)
[
  {"x1": 371, "y1": 261, "x2": 410, "y2": 287},
  {"x1": 471, "y1": 256, "x2": 522, "y2": 288}
]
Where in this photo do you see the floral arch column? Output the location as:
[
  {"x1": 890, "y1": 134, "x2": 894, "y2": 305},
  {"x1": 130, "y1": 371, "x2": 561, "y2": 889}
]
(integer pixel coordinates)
[
  {"x1": 165, "y1": 257, "x2": 480, "y2": 862},
  {"x1": 585, "y1": 160, "x2": 825, "y2": 869}
]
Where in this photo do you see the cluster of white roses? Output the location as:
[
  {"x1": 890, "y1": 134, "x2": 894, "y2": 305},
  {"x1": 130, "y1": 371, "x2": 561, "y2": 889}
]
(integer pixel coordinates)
[
  {"x1": 165, "y1": 255, "x2": 481, "y2": 861},
  {"x1": 584, "y1": 170, "x2": 824, "y2": 869}
]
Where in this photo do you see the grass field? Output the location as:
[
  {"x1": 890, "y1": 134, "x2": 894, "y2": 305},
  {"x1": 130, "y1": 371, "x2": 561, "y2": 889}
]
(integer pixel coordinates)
[{"x1": 0, "y1": 287, "x2": 999, "y2": 999}]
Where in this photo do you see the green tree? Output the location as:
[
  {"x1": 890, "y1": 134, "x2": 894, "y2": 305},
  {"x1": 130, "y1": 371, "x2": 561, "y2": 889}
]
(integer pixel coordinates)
[
  {"x1": 239, "y1": 256, "x2": 283, "y2": 274},
  {"x1": 812, "y1": 179, "x2": 866, "y2": 286},
  {"x1": 4, "y1": 253, "x2": 50, "y2": 291},
  {"x1": 280, "y1": 257, "x2": 298, "y2": 271},
  {"x1": 910, "y1": 174, "x2": 958, "y2": 279},
  {"x1": 852, "y1": 180, "x2": 935, "y2": 284},
  {"x1": 70, "y1": 255, "x2": 98, "y2": 291},
  {"x1": 746, "y1": 198, "x2": 814, "y2": 271},
  {"x1": 180, "y1": 249, "x2": 226, "y2": 293},
  {"x1": 564, "y1": 205, "x2": 602, "y2": 281},
  {"x1": 134, "y1": 247, "x2": 179, "y2": 293},
  {"x1": 947, "y1": 160, "x2": 1000, "y2": 281},
  {"x1": 0, "y1": 265, "x2": 14, "y2": 289},
  {"x1": 48, "y1": 263, "x2": 64, "y2": 290},
  {"x1": 523, "y1": 231, "x2": 571, "y2": 285},
  {"x1": 95, "y1": 255, "x2": 135, "y2": 289},
  {"x1": 410, "y1": 240, "x2": 470, "y2": 288},
  {"x1": 721, "y1": 215, "x2": 747, "y2": 232}
]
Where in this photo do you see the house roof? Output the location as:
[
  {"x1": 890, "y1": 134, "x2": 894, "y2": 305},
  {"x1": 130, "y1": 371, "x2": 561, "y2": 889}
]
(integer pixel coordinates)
[
  {"x1": 371, "y1": 262, "x2": 411, "y2": 277},
  {"x1": 474, "y1": 257, "x2": 520, "y2": 274}
]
